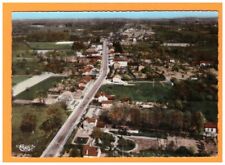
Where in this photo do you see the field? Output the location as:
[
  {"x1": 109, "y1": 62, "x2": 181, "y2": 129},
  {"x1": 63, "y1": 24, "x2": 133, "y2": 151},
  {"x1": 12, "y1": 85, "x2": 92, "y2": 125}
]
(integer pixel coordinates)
[
  {"x1": 28, "y1": 42, "x2": 72, "y2": 50},
  {"x1": 100, "y1": 82, "x2": 172, "y2": 102},
  {"x1": 12, "y1": 103, "x2": 68, "y2": 157},
  {"x1": 15, "y1": 76, "x2": 63, "y2": 100},
  {"x1": 12, "y1": 75, "x2": 31, "y2": 86}
]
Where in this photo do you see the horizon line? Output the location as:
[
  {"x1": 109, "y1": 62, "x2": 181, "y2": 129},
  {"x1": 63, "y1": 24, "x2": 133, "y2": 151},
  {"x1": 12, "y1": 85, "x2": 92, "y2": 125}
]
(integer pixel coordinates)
[{"x1": 12, "y1": 11, "x2": 218, "y2": 20}]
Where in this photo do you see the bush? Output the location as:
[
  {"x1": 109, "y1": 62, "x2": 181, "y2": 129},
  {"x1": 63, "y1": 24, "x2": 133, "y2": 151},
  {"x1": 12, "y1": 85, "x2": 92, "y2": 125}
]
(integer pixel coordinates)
[{"x1": 20, "y1": 113, "x2": 36, "y2": 133}]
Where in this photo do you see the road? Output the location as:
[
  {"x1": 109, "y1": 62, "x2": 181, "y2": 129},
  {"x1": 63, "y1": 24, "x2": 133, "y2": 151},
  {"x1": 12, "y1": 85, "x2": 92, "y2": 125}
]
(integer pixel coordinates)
[{"x1": 41, "y1": 40, "x2": 109, "y2": 157}]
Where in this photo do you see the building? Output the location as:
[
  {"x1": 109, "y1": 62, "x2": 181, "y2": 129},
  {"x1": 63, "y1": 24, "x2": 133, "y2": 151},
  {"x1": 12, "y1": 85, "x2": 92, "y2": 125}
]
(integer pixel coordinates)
[
  {"x1": 83, "y1": 117, "x2": 97, "y2": 132},
  {"x1": 200, "y1": 61, "x2": 212, "y2": 67},
  {"x1": 162, "y1": 43, "x2": 191, "y2": 47},
  {"x1": 112, "y1": 74, "x2": 122, "y2": 83},
  {"x1": 113, "y1": 57, "x2": 128, "y2": 68},
  {"x1": 82, "y1": 145, "x2": 101, "y2": 157},
  {"x1": 203, "y1": 122, "x2": 217, "y2": 138},
  {"x1": 97, "y1": 95, "x2": 108, "y2": 103},
  {"x1": 101, "y1": 100, "x2": 113, "y2": 109}
]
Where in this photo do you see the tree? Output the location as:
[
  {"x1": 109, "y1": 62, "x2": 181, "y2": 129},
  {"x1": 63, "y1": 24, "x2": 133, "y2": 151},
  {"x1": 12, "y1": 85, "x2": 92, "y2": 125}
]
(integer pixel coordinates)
[
  {"x1": 171, "y1": 110, "x2": 184, "y2": 130},
  {"x1": 69, "y1": 148, "x2": 81, "y2": 157},
  {"x1": 91, "y1": 128, "x2": 102, "y2": 140},
  {"x1": 20, "y1": 113, "x2": 36, "y2": 133},
  {"x1": 175, "y1": 146, "x2": 193, "y2": 156},
  {"x1": 192, "y1": 111, "x2": 205, "y2": 134},
  {"x1": 113, "y1": 41, "x2": 123, "y2": 53},
  {"x1": 183, "y1": 111, "x2": 192, "y2": 131},
  {"x1": 39, "y1": 116, "x2": 62, "y2": 132},
  {"x1": 72, "y1": 41, "x2": 86, "y2": 51}
]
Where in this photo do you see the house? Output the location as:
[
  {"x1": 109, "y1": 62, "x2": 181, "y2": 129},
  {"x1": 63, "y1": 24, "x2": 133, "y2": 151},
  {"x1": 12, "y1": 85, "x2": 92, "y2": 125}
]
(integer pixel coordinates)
[
  {"x1": 57, "y1": 91, "x2": 74, "y2": 105},
  {"x1": 96, "y1": 45, "x2": 103, "y2": 51},
  {"x1": 96, "y1": 120, "x2": 106, "y2": 129},
  {"x1": 113, "y1": 57, "x2": 128, "y2": 68},
  {"x1": 78, "y1": 76, "x2": 92, "y2": 89},
  {"x1": 83, "y1": 117, "x2": 98, "y2": 131},
  {"x1": 109, "y1": 48, "x2": 115, "y2": 54},
  {"x1": 112, "y1": 74, "x2": 122, "y2": 83},
  {"x1": 86, "y1": 47, "x2": 97, "y2": 54},
  {"x1": 82, "y1": 145, "x2": 101, "y2": 157},
  {"x1": 64, "y1": 56, "x2": 77, "y2": 63},
  {"x1": 76, "y1": 52, "x2": 84, "y2": 57},
  {"x1": 82, "y1": 65, "x2": 94, "y2": 76},
  {"x1": 200, "y1": 61, "x2": 212, "y2": 67},
  {"x1": 138, "y1": 65, "x2": 145, "y2": 72},
  {"x1": 203, "y1": 122, "x2": 217, "y2": 138},
  {"x1": 101, "y1": 100, "x2": 113, "y2": 109},
  {"x1": 97, "y1": 95, "x2": 108, "y2": 103},
  {"x1": 95, "y1": 92, "x2": 115, "y2": 103},
  {"x1": 169, "y1": 59, "x2": 175, "y2": 63},
  {"x1": 162, "y1": 43, "x2": 191, "y2": 47},
  {"x1": 36, "y1": 50, "x2": 52, "y2": 55}
]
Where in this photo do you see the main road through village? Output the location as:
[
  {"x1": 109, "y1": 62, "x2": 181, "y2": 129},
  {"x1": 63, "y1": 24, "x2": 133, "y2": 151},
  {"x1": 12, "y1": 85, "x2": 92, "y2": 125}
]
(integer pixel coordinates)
[{"x1": 41, "y1": 40, "x2": 109, "y2": 157}]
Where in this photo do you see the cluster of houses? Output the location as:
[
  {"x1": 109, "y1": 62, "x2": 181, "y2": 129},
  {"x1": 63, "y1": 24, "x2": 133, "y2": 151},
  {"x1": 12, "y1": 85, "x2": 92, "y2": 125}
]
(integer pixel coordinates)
[{"x1": 120, "y1": 26, "x2": 155, "y2": 45}]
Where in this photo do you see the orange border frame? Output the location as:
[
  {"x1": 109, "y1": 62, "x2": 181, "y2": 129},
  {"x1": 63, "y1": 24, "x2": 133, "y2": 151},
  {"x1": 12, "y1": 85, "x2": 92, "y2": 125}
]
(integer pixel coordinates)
[{"x1": 3, "y1": 3, "x2": 222, "y2": 162}]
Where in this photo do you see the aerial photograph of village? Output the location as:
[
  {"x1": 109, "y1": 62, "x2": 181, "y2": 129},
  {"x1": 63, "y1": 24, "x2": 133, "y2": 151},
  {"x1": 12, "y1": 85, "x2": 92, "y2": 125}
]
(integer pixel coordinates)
[{"x1": 12, "y1": 11, "x2": 218, "y2": 158}]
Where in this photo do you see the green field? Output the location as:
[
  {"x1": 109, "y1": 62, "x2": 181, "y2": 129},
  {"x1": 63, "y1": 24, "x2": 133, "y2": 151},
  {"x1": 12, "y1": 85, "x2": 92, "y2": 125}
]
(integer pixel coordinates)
[
  {"x1": 12, "y1": 103, "x2": 68, "y2": 157},
  {"x1": 100, "y1": 82, "x2": 172, "y2": 102},
  {"x1": 15, "y1": 76, "x2": 63, "y2": 100},
  {"x1": 12, "y1": 75, "x2": 31, "y2": 86},
  {"x1": 28, "y1": 42, "x2": 72, "y2": 50}
]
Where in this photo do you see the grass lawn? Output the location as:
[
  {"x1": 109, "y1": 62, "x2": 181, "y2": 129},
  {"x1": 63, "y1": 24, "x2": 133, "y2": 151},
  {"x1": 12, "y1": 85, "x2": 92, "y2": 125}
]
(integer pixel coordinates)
[
  {"x1": 12, "y1": 75, "x2": 32, "y2": 86},
  {"x1": 13, "y1": 58, "x2": 46, "y2": 75},
  {"x1": 28, "y1": 42, "x2": 72, "y2": 50},
  {"x1": 12, "y1": 103, "x2": 68, "y2": 157},
  {"x1": 15, "y1": 76, "x2": 63, "y2": 100},
  {"x1": 100, "y1": 82, "x2": 172, "y2": 102}
]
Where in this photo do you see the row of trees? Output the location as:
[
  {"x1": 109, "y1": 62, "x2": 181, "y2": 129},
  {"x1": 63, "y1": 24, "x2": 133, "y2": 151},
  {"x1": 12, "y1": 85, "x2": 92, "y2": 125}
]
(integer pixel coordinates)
[
  {"x1": 26, "y1": 31, "x2": 70, "y2": 42},
  {"x1": 100, "y1": 104, "x2": 206, "y2": 134}
]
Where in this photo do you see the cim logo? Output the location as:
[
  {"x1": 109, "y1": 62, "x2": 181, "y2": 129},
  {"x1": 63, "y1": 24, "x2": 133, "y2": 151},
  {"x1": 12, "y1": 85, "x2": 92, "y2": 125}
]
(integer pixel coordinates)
[{"x1": 16, "y1": 144, "x2": 35, "y2": 152}]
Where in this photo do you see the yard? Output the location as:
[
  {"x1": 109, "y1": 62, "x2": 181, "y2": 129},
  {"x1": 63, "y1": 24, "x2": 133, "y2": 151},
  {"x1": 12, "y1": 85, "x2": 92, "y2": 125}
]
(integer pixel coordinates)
[
  {"x1": 15, "y1": 76, "x2": 63, "y2": 100},
  {"x1": 100, "y1": 82, "x2": 172, "y2": 102},
  {"x1": 12, "y1": 103, "x2": 68, "y2": 157}
]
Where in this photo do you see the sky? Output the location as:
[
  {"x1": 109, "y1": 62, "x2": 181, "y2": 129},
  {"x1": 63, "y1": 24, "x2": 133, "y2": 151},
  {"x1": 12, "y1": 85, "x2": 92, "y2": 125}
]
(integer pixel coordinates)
[{"x1": 12, "y1": 11, "x2": 218, "y2": 20}]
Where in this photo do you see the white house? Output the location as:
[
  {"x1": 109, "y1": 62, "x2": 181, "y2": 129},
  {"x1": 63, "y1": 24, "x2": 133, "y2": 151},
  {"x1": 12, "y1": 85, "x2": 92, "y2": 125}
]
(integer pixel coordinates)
[
  {"x1": 112, "y1": 75, "x2": 122, "y2": 83},
  {"x1": 112, "y1": 75, "x2": 128, "y2": 85},
  {"x1": 203, "y1": 122, "x2": 217, "y2": 138},
  {"x1": 97, "y1": 95, "x2": 108, "y2": 103},
  {"x1": 162, "y1": 43, "x2": 191, "y2": 47},
  {"x1": 96, "y1": 45, "x2": 103, "y2": 51}
]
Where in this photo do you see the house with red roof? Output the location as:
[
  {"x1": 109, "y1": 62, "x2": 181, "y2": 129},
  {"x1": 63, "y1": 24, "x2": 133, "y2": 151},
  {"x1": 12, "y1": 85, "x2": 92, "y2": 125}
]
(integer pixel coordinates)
[
  {"x1": 82, "y1": 145, "x2": 101, "y2": 157},
  {"x1": 203, "y1": 122, "x2": 217, "y2": 138},
  {"x1": 112, "y1": 57, "x2": 128, "y2": 68}
]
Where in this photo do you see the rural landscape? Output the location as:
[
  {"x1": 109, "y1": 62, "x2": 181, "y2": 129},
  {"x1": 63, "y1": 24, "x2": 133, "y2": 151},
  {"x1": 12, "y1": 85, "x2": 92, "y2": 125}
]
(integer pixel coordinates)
[{"x1": 12, "y1": 11, "x2": 218, "y2": 158}]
